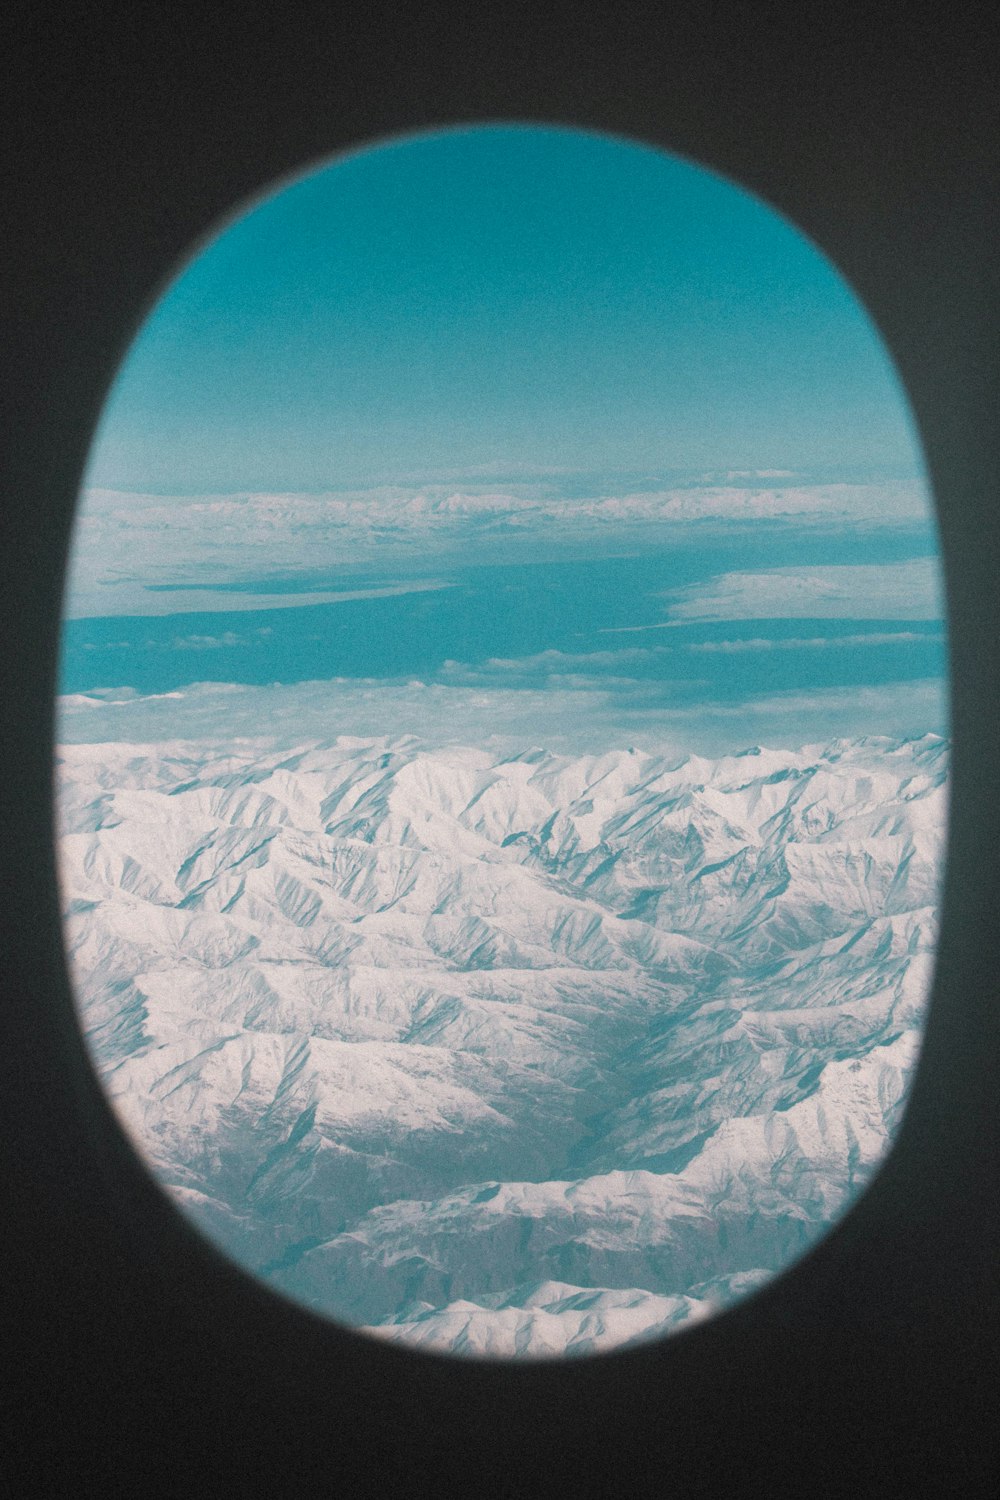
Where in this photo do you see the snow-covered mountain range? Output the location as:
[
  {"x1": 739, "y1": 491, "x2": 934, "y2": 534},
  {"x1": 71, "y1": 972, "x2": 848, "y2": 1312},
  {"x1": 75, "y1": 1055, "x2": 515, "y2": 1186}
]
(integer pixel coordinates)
[{"x1": 56, "y1": 732, "x2": 947, "y2": 1357}]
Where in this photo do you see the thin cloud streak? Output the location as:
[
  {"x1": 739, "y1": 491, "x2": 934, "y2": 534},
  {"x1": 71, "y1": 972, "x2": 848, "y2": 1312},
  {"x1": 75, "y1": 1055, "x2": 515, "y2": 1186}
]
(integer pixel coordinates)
[
  {"x1": 687, "y1": 631, "x2": 943, "y2": 653},
  {"x1": 65, "y1": 578, "x2": 456, "y2": 621}
]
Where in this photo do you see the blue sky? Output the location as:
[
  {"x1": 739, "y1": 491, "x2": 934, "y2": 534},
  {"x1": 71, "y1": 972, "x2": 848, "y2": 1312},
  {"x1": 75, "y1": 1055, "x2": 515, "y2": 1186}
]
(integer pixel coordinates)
[
  {"x1": 87, "y1": 125, "x2": 922, "y2": 492},
  {"x1": 60, "y1": 124, "x2": 947, "y2": 756}
]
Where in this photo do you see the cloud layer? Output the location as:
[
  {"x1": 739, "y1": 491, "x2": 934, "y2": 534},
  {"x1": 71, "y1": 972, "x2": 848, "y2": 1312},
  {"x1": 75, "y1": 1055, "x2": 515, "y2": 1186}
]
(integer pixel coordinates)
[
  {"x1": 56, "y1": 671, "x2": 948, "y2": 760},
  {"x1": 64, "y1": 479, "x2": 935, "y2": 617},
  {"x1": 657, "y1": 559, "x2": 943, "y2": 623}
]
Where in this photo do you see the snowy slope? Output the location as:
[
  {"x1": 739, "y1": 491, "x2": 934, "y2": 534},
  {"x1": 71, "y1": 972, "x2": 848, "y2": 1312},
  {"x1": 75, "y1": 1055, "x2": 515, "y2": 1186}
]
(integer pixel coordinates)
[{"x1": 56, "y1": 732, "x2": 948, "y2": 1356}]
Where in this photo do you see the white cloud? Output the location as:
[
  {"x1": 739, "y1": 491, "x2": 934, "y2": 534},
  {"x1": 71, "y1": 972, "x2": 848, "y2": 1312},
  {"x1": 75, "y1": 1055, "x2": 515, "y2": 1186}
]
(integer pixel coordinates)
[
  {"x1": 726, "y1": 469, "x2": 798, "y2": 479},
  {"x1": 662, "y1": 559, "x2": 944, "y2": 623},
  {"x1": 440, "y1": 647, "x2": 673, "y2": 680},
  {"x1": 170, "y1": 630, "x2": 248, "y2": 650}
]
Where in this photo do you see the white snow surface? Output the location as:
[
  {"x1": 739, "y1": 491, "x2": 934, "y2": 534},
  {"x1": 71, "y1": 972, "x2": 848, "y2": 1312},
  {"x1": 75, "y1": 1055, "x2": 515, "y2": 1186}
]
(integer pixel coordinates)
[{"x1": 56, "y1": 731, "x2": 948, "y2": 1357}]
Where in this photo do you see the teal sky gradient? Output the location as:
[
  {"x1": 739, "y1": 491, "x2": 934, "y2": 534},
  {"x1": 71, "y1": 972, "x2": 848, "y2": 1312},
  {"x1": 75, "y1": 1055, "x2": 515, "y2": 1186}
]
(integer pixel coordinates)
[{"x1": 86, "y1": 124, "x2": 921, "y2": 492}]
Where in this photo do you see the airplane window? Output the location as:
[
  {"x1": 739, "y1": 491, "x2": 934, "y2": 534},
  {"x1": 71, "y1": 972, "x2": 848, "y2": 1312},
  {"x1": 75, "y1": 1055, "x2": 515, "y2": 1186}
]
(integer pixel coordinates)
[{"x1": 54, "y1": 123, "x2": 949, "y2": 1360}]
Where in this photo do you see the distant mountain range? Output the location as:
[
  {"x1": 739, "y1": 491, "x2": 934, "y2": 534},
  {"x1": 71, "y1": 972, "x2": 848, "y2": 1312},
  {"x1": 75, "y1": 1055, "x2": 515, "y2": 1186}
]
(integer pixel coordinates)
[{"x1": 56, "y1": 732, "x2": 947, "y2": 1357}]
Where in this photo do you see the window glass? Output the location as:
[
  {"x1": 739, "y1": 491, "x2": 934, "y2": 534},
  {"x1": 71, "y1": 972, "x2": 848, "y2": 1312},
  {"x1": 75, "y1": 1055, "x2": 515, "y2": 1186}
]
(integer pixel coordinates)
[{"x1": 56, "y1": 124, "x2": 949, "y2": 1359}]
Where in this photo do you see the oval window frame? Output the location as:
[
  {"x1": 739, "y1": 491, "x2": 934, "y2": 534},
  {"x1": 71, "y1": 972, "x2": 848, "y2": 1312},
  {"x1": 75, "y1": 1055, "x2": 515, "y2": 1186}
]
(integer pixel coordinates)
[{"x1": 47, "y1": 117, "x2": 960, "y2": 1368}]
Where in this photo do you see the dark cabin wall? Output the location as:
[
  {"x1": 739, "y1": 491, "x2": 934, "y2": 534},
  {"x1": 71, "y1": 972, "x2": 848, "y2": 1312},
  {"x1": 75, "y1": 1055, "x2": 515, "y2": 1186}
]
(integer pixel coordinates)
[{"x1": 2, "y1": 7, "x2": 997, "y2": 1494}]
